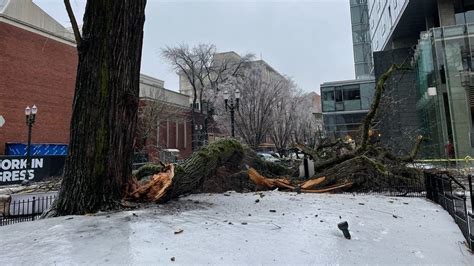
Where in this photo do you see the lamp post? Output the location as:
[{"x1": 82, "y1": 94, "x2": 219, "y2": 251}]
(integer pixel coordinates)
[
  {"x1": 223, "y1": 89, "x2": 240, "y2": 137},
  {"x1": 194, "y1": 124, "x2": 203, "y2": 147},
  {"x1": 25, "y1": 105, "x2": 37, "y2": 170}
]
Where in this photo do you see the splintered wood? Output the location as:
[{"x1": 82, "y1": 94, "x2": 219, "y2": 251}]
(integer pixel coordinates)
[
  {"x1": 125, "y1": 163, "x2": 351, "y2": 204},
  {"x1": 248, "y1": 167, "x2": 352, "y2": 193},
  {"x1": 127, "y1": 164, "x2": 175, "y2": 201}
]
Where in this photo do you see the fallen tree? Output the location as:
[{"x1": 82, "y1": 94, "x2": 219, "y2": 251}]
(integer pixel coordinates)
[
  {"x1": 125, "y1": 64, "x2": 427, "y2": 203},
  {"x1": 126, "y1": 139, "x2": 297, "y2": 202},
  {"x1": 292, "y1": 64, "x2": 425, "y2": 192}
]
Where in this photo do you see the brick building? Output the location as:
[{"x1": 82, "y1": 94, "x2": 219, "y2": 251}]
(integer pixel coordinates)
[
  {"x1": 0, "y1": 0, "x2": 193, "y2": 160},
  {"x1": 0, "y1": 0, "x2": 77, "y2": 155},
  {"x1": 138, "y1": 74, "x2": 194, "y2": 160}
]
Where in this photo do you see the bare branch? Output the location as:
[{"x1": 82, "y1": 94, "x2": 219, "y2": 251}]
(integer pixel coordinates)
[{"x1": 64, "y1": 0, "x2": 82, "y2": 47}]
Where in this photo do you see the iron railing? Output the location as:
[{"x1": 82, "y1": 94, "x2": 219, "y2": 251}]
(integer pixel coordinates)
[
  {"x1": 0, "y1": 195, "x2": 56, "y2": 226},
  {"x1": 425, "y1": 172, "x2": 474, "y2": 250}
]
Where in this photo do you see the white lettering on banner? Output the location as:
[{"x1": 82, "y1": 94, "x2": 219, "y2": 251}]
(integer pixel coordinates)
[
  {"x1": 0, "y1": 158, "x2": 43, "y2": 183},
  {"x1": 11, "y1": 159, "x2": 20, "y2": 169},
  {"x1": 33, "y1": 158, "x2": 43, "y2": 168},
  {"x1": 1, "y1": 159, "x2": 11, "y2": 170}
]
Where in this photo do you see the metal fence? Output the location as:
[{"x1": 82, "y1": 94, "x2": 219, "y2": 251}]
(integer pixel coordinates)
[
  {"x1": 425, "y1": 172, "x2": 474, "y2": 250},
  {"x1": 0, "y1": 195, "x2": 56, "y2": 226},
  {"x1": 344, "y1": 172, "x2": 426, "y2": 197}
]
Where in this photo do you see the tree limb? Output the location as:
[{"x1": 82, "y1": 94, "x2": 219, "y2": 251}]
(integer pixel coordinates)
[
  {"x1": 357, "y1": 63, "x2": 412, "y2": 153},
  {"x1": 401, "y1": 135, "x2": 424, "y2": 162},
  {"x1": 64, "y1": 0, "x2": 82, "y2": 47}
]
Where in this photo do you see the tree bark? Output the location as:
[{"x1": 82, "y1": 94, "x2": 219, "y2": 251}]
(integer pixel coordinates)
[
  {"x1": 162, "y1": 139, "x2": 245, "y2": 201},
  {"x1": 54, "y1": 0, "x2": 147, "y2": 215}
]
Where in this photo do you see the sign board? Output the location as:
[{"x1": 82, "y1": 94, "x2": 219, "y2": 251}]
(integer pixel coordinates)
[
  {"x1": 0, "y1": 115, "x2": 4, "y2": 127},
  {"x1": 0, "y1": 155, "x2": 66, "y2": 185}
]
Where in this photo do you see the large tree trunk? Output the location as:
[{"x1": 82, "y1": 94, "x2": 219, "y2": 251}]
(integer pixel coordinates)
[
  {"x1": 128, "y1": 139, "x2": 295, "y2": 202},
  {"x1": 163, "y1": 139, "x2": 245, "y2": 201},
  {"x1": 54, "y1": 0, "x2": 147, "y2": 215}
]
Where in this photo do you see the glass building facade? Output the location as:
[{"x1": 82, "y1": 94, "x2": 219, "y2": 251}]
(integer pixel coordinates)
[
  {"x1": 414, "y1": 24, "x2": 474, "y2": 159},
  {"x1": 321, "y1": 79, "x2": 375, "y2": 138},
  {"x1": 351, "y1": 0, "x2": 373, "y2": 78},
  {"x1": 367, "y1": 0, "x2": 409, "y2": 52}
]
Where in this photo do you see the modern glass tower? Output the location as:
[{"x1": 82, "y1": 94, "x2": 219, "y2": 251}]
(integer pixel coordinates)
[
  {"x1": 364, "y1": 0, "x2": 474, "y2": 159},
  {"x1": 320, "y1": 0, "x2": 375, "y2": 139},
  {"x1": 351, "y1": 0, "x2": 373, "y2": 78}
]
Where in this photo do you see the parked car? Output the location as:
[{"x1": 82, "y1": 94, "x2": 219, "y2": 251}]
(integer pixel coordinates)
[
  {"x1": 288, "y1": 152, "x2": 304, "y2": 159},
  {"x1": 257, "y1": 152, "x2": 280, "y2": 163}
]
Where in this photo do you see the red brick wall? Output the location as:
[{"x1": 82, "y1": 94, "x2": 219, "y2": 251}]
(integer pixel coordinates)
[
  {"x1": 0, "y1": 22, "x2": 194, "y2": 160},
  {"x1": 137, "y1": 100, "x2": 193, "y2": 161},
  {"x1": 0, "y1": 22, "x2": 77, "y2": 154},
  {"x1": 158, "y1": 119, "x2": 192, "y2": 160}
]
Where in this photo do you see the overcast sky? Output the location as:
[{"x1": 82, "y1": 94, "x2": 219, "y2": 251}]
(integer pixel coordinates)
[{"x1": 34, "y1": 0, "x2": 354, "y2": 93}]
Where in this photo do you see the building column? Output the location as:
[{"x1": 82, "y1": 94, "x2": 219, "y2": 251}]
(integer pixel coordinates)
[
  {"x1": 176, "y1": 121, "x2": 179, "y2": 148},
  {"x1": 166, "y1": 120, "x2": 170, "y2": 147},
  {"x1": 184, "y1": 120, "x2": 187, "y2": 148},
  {"x1": 437, "y1": 0, "x2": 456, "y2": 26}
]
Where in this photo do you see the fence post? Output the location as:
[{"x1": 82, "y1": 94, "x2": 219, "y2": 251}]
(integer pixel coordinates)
[
  {"x1": 469, "y1": 174, "x2": 474, "y2": 214},
  {"x1": 31, "y1": 197, "x2": 36, "y2": 221}
]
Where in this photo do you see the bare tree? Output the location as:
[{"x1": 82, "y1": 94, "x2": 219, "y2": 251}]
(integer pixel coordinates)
[
  {"x1": 161, "y1": 44, "x2": 252, "y2": 149},
  {"x1": 269, "y1": 80, "x2": 299, "y2": 156},
  {"x1": 53, "y1": 0, "x2": 147, "y2": 215},
  {"x1": 161, "y1": 45, "x2": 203, "y2": 150},
  {"x1": 136, "y1": 88, "x2": 167, "y2": 150},
  {"x1": 135, "y1": 88, "x2": 187, "y2": 157},
  {"x1": 292, "y1": 93, "x2": 324, "y2": 147},
  {"x1": 234, "y1": 63, "x2": 288, "y2": 149}
]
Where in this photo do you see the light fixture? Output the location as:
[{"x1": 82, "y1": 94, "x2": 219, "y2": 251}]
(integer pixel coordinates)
[
  {"x1": 235, "y1": 89, "x2": 241, "y2": 100},
  {"x1": 223, "y1": 90, "x2": 229, "y2": 100},
  {"x1": 427, "y1": 87, "x2": 437, "y2": 96},
  {"x1": 31, "y1": 105, "x2": 38, "y2": 115},
  {"x1": 25, "y1": 106, "x2": 31, "y2": 116}
]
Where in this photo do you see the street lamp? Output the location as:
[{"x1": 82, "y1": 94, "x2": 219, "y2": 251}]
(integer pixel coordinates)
[
  {"x1": 25, "y1": 105, "x2": 37, "y2": 170},
  {"x1": 223, "y1": 89, "x2": 240, "y2": 137},
  {"x1": 194, "y1": 124, "x2": 203, "y2": 147}
]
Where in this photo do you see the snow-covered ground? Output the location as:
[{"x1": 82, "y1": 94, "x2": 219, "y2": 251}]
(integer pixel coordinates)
[{"x1": 0, "y1": 191, "x2": 472, "y2": 265}]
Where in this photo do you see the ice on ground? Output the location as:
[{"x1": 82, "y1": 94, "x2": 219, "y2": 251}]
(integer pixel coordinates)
[{"x1": 0, "y1": 191, "x2": 472, "y2": 265}]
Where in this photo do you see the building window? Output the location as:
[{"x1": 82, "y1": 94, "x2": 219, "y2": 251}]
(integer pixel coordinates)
[
  {"x1": 388, "y1": 6, "x2": 392, "y2": 22},
  {"x1": 335, "y1": 87, "x2": 343, "y2": 102},
  {"x1": 344, "y1": 87, "x2": 361, "y2": 100},
  {"x1": 335, "y1": 87, "x2": 344, "y2": 111},
  {"x1": 322, "y1": 88, "x2": 335, "y2": 112}
]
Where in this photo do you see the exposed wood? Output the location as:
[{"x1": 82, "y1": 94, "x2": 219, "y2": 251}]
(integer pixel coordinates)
[
  {"x1": 127, "y1": 164, "x2": 175, "y2": 201},
  {"x1": 301, "y1": 182, "x2": 353, "y2": 193},
  {"x1": 248, "y1": 167, "x2": 352, "y2": 193},
  {"x1": 300, "y1": 177, "x2": 326, "y2": 189}
]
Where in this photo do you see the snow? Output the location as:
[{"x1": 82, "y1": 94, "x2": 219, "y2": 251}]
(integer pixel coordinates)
[{"x1": 0, "y1": 191, "x2": 472, "y2": 265}]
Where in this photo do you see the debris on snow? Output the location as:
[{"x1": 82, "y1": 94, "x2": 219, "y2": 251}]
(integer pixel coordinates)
[
  {"x1": 337, "y1": 221, "x2": 351, "y2": 239},
  {"x1": 0, "y1": 192, "x2": 471, "y2": 265}
]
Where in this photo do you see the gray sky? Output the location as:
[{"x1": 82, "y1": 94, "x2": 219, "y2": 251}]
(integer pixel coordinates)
[{"x1": 35, "y1": 0, "x2": 354, "y2": 93}]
